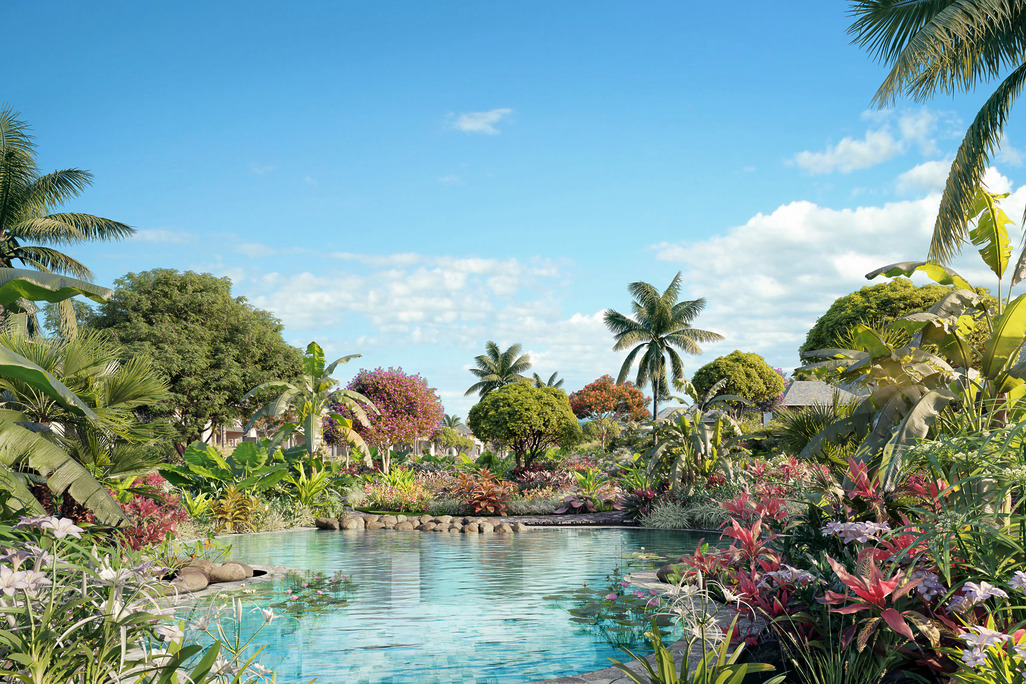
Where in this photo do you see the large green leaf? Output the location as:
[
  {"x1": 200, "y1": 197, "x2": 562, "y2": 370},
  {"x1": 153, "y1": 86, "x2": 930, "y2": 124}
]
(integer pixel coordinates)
[
  {"x1": 969, "y1": 188, "x2": 1014, "y2": 280},
  {"x1": 0, "y1": 421, "x2": 126, "y2": 524},
  {"x1": 0, "y1": 464, "x2": 45, "y2": 516},
  {"x1": 866, "y1": 261, "x2": 973, "y2": 291},
  {"x1": 0, "y1": 346, "x2": 97, "y2": 420},
  {"x1": 303, "y1": 341, "x2": 326, "y2": 381},
  {"x1": 877, "y1": 388, "x2": 956, "y2": 491},
  {"x1": 0, "y1": 268, "x2": 112, "y2": 307},
  {"x1": 230, "y1": 440, "x2": 266, "y2": 472},
  {"x1": 236, "y1": 464, "x2": 289, "y2": 492},
  {"x1": 982, "y1": 294, "x2": 1026, "y2": 378}
]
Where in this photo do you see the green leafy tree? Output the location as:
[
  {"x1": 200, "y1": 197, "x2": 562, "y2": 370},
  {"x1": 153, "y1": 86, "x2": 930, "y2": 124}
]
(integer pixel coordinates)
[
  {"x1": 464, "y1": 341, "x2": 532, "y2": 397},
  {"x1": 245, "y1": 342, "x2": 375, "y2": 458},
  {"x1": 801, "y1": 279, "x2": 974, "y2": 359},
  {"x1": 848, "y1": 2, "x2": 1026, "y2": 264},
  {"x1": 85, "y1": 269, "x2": 305, "y2": 453},
  {"x1": 568, "y1": 375, "x2": 650, "y2": 450},
  {"x1": 467, "y1": 383, "x2": 582, "y2": 468},
  {"x1": 339, "y1": 367, "x2": 443, "y2": 473},
  {"x1": 0, "y1": 106, "x2": 133, "y2": 335},
  {"x1": 434, "y1": 426, "x2": 474, "y2": 455},
  {"x1": 604, "y1": 272, "x2": 723, "y2": 419},
  {"x1": 691, "y1": 351, "x2": 786, "y2": 412}
]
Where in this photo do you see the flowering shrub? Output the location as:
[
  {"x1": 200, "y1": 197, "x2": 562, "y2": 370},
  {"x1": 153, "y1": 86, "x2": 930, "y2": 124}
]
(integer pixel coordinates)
[
  {"x1": 448, "y1": 470, "x2": 515, "y2": 515},
  {"x1": 364, "y1": 481, "x2": 432, "y2": 512}
]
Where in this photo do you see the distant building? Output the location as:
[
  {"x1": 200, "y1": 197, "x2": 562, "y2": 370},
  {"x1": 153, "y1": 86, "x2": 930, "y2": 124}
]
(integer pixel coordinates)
[{"x1": 779, "y1": 380, "x2": 863, "y2": 409}]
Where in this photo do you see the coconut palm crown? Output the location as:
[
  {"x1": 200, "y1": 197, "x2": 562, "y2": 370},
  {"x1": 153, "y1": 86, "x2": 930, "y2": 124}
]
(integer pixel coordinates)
[
  {"x1": 0, "y1": 106, "x2": 134, "y2": 279},
  {"x1": 604, "y1": 272, "x2": 723, "y2": 420},
  {"x1": 464, "y1": 341, "x2": 532, "y2": 397},
  {"x1": 848, "y1": 1, "x2": 1026, "y2": 265}
]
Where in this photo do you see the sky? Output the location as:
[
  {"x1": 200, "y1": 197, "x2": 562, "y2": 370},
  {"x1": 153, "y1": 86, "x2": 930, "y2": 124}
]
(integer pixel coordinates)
[{"x1": 4, "y1": 1, "x2": 1026, "y2": 417}]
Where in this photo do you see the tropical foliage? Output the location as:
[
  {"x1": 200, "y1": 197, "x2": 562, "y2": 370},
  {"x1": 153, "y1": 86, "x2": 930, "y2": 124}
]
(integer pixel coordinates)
[{"x1": 691, "y1": 350, "x2": 786, "y2": 411}]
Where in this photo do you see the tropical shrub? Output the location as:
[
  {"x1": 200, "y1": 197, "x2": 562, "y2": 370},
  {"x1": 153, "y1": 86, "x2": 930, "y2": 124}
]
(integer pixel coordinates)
[
  {"x1": 449, "y1": 470, "x2": 515, "y2": 515},
  {"x1": 364, "y1": 480, "x2": 432, "y2": 513},
  {"x1": 101, "y1": 473, "x2": 187, "y2": 550}
]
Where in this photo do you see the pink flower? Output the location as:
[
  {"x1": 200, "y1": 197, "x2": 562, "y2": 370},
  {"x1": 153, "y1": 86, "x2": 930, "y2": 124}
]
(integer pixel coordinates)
[{"x1": 606, "y1": 593, "x2": 618, "y2": 601}]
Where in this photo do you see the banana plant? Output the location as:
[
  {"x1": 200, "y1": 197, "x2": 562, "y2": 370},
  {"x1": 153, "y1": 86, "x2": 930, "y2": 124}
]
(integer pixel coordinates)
[
  {"x1": 644, "y1": 379, "x2": 748, "y2": 492},
  {"x1": 242, "y1": 341, "x2": 377, "y2": 457},
  {"x1": 160, "y1": 440, "x2": 288, "y2": 496},
  {"x1": 801, "y1": 188, "x2": 1026, "y2": 491}
]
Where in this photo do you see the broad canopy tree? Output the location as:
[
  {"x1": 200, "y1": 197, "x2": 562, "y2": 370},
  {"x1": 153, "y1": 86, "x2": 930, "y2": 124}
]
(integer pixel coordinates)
[
  {"x1": 568, "y1": 375, "x2": 649, "y2": 449},
  {"x1": 467, "y1": 383, "x2": 582, "y2": 468},
  {"x1": 85, "y1": 269, "x2": 305, "y2": 453},
  {"x1": 691, "y1": 351, "x2": 786, "y2": 413}
]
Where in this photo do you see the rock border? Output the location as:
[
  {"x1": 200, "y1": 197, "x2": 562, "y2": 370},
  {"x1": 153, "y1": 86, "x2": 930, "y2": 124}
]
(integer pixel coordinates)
[{"x1": 316, "y1": 513, "x2": 528, "y2": 534}]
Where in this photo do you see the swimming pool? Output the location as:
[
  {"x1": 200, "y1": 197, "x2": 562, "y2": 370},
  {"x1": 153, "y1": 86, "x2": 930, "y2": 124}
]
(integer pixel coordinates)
[{"x1": 187, "y1": 527, "x2": 706, "y2": 683}]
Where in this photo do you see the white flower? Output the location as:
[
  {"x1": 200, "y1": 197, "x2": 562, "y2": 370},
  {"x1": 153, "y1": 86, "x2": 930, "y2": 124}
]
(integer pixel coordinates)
[
  {"x1": 0, "y1": 567, "x2": 27, "y2": 596},
  {"x1": 962, "y1": 626, "x2": 1012, "y2": 649},
  {"x1": 961, "y1": 647, "x2": 988, "y2": 668},
  {"x1": 18, "y1": 570, "x2": 50, "y2": 595},
  {"x1": 155, "y1": 624, "x2": 184, "y2": 642},
  {"x1": 39, "y1": 517, "x2": 83, "y2": 540},
  {"x1": 188, "y1": 615, "x2": 211, "y2": 631},
  {"x1": 1009, "y1": 570, "x2": 1026, "y2": 593},
  {"x1": 964, "y1": 581, "x2": 1009, "y2": 604},
  {"x1": 258, "y1": 606, "x2": 275, "y2": 623}
]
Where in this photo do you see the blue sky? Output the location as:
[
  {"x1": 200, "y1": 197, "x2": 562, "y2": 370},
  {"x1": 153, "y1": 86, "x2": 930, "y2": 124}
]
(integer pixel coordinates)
[{"x1": 5, "y1": 1, "x2": 1026, "y2": 416}]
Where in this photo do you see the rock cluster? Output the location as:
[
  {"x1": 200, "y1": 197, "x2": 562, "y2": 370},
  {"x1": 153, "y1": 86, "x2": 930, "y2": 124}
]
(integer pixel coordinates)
[
  {"x1": 315, "y1": 515, "x2": 528, "y2": 534},
  {"x1": 167, "y1": 559, "x2": 256, "y2": 595}
]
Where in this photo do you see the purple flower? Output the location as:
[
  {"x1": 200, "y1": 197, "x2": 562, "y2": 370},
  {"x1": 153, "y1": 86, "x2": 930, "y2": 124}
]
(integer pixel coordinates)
[
  {"x1": 964, "y1": 581, "x2": 1008, "y2": 605},
  {"x1": 1009, "y1": 570, "x2": 1026, "y2": 593},
  {"x1": 606, "y1": 593, "x2": 618, "y2": 601},
  {"x1": 961, "y1": 647, "x2": 987, "y2": 668}
]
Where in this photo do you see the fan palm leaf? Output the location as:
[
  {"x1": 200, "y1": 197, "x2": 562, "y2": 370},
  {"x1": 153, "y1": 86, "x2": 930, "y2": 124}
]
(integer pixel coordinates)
[{"x1": 465, "y1": 341, "x2": 532, "y2": 397}]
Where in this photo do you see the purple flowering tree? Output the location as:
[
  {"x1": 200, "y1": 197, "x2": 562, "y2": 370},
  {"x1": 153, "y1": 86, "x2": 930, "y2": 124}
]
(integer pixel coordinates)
[{"x1": 331, "y1": 367, "x2": 444, "y2": 473}]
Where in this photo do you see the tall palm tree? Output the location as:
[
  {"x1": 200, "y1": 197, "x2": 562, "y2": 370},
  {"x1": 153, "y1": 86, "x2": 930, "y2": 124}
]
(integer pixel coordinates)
[
  {"x1": 464, "y1": 341, "x2": 532, "y2": 397},
  {"x1": 0, "y1": 106, "x2": 133, "y2": 334},
  {"x1": 848, "y1": 2, "x2": 1026, "y2": 264},
  {"x1": 604, "y1": 272, "x2": 723, "y2": 420},
  {"x1": 532, "y1": 371, "x2": 564, "y2": 389},
  {"x1": 442, "y1": 413, "x2": 465, "y2": 429}
]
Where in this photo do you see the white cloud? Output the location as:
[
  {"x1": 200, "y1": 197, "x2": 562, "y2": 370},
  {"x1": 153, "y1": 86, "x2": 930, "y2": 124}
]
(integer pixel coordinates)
[
  {"x1": 792, "y1": 129, "x2": 903, "y2": 174},
  {"x1": 133, "y1": 229, "x2": 193, "y2": 245},
  {"x1": 451, "y1": 108, "x2": 513, "y2": 135},
  {"x1": 997, "y1": 133, "x2": 1025, "y2": 166},
  {"x1": 249, "y1": 163, "x2": 276, "y2": 176},
  {"x1": 438, "y1": 174, "x2": 463, "y2": 185},
  {"x1": 650, "y1": 177, "x2": 1026, "y2": 374},
  {"x1": 896, "y1": 160, "x2": 950, "y2": 194},
  {"x1": 793, "y1": 107, "x2": 957, "y2": 175}
]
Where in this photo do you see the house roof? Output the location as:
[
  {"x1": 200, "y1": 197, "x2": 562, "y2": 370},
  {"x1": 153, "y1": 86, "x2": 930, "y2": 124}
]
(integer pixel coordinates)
[{"x1": 781, "y1": 380, "x2": 862, "y2": 407}]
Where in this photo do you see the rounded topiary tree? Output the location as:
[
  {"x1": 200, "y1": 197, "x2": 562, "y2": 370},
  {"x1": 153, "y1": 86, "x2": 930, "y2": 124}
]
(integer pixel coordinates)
[
  {"x1": 691, "y1": 350, "x2": 786, "y2": 412},
  {"x1": 467, "y1": 383, "x2": 582, "y2": 468},
  {"x1": 330, "y1": 367, "x2": 443, "y2": 473},
  {"x1": 800, "y1": 279, "x2": 958, "y2": 359}
]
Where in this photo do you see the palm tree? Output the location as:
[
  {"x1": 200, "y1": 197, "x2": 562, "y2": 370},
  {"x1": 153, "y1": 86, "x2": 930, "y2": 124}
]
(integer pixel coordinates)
[
  {"x1": 604, "y1": 272, "x2": 723, "y2": 420},
  {"x1": 848, "y1": 3, "x2": 1026, "y2": 264},
  {"x1": 532, "y1": 371, "x2": 564, "y2": 389},
  {"x1": 464, "y1": 341, "x2": 532, "y2": 397},
  {"x1": 243, "y1": 341, "x2": 376, "y2": 457},
  {"x1": 442, "y1": 413, "x2": 465, "y2": 429}
]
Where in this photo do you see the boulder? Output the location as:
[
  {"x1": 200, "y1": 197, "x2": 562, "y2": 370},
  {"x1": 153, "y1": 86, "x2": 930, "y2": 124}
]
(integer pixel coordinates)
[
  {"x1": 511, "y1": 523, "x2": 527, "y2": 533},
  {"x1": 184, "y1": 559, "x2": 215, "y2": 574},
  {"x1": 656, "y1": 563, "x2": 686, "y2": 584},
  {"x1": 172, "y1": 569, "x2": 209, "y2": 593},
  {"x1": 418, "y1": 523, "x2": 436, "y2": 531},
  {"x1": 436, "y1": 515, "x2": 453, "y2": 524},
  {"x1": 366, "y1": 521, "x2": 386, "y2": 530},
  {"x1": 448, "y1": 524, "x2": 463, "y2": 532},
  {"x1": 396, "y1": 515, "x2": 408, "y2": 523},
  {"x1": 341, "y1": 516, "x2": 365, "y2": 530},
  {"x1": 315, "y1": 517, "x2": 341, "y2": 530},
  {"x1": 462, "y1": 523, "x2": 479, "y2": 534},
  {"x1": 461, "y1": 517, "x2": 473, "y2": 525},
  {"x1": 496, "y1": 523, "x2": 513, "y2": 534},
  {"x1": 395, "y1": 521, "x2": 415, "y2": 531},
  {"x1": 419, "y1": 515, "x2": 434, "y2": 524},
  {"x1": 223, "y1": 561, "x2": 254, "y2": 578},
  {"x1": 478, "y1": 523, "x2": 494, "y2": 534},
  {"x1": 380, "y1": 515, "x2": 399, "y2": 526},
  {"x1": 363, "y1": 515, "x2": 380, "y2": 524},
  {"x1": 209, "y1": 563, "x2": 248, "y2": 583}
]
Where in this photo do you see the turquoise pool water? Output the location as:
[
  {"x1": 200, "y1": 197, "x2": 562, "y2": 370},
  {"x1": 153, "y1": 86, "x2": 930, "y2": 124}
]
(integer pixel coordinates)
[{"x1": 187, "y1": 527, "x2": 707, "y2": 683}]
